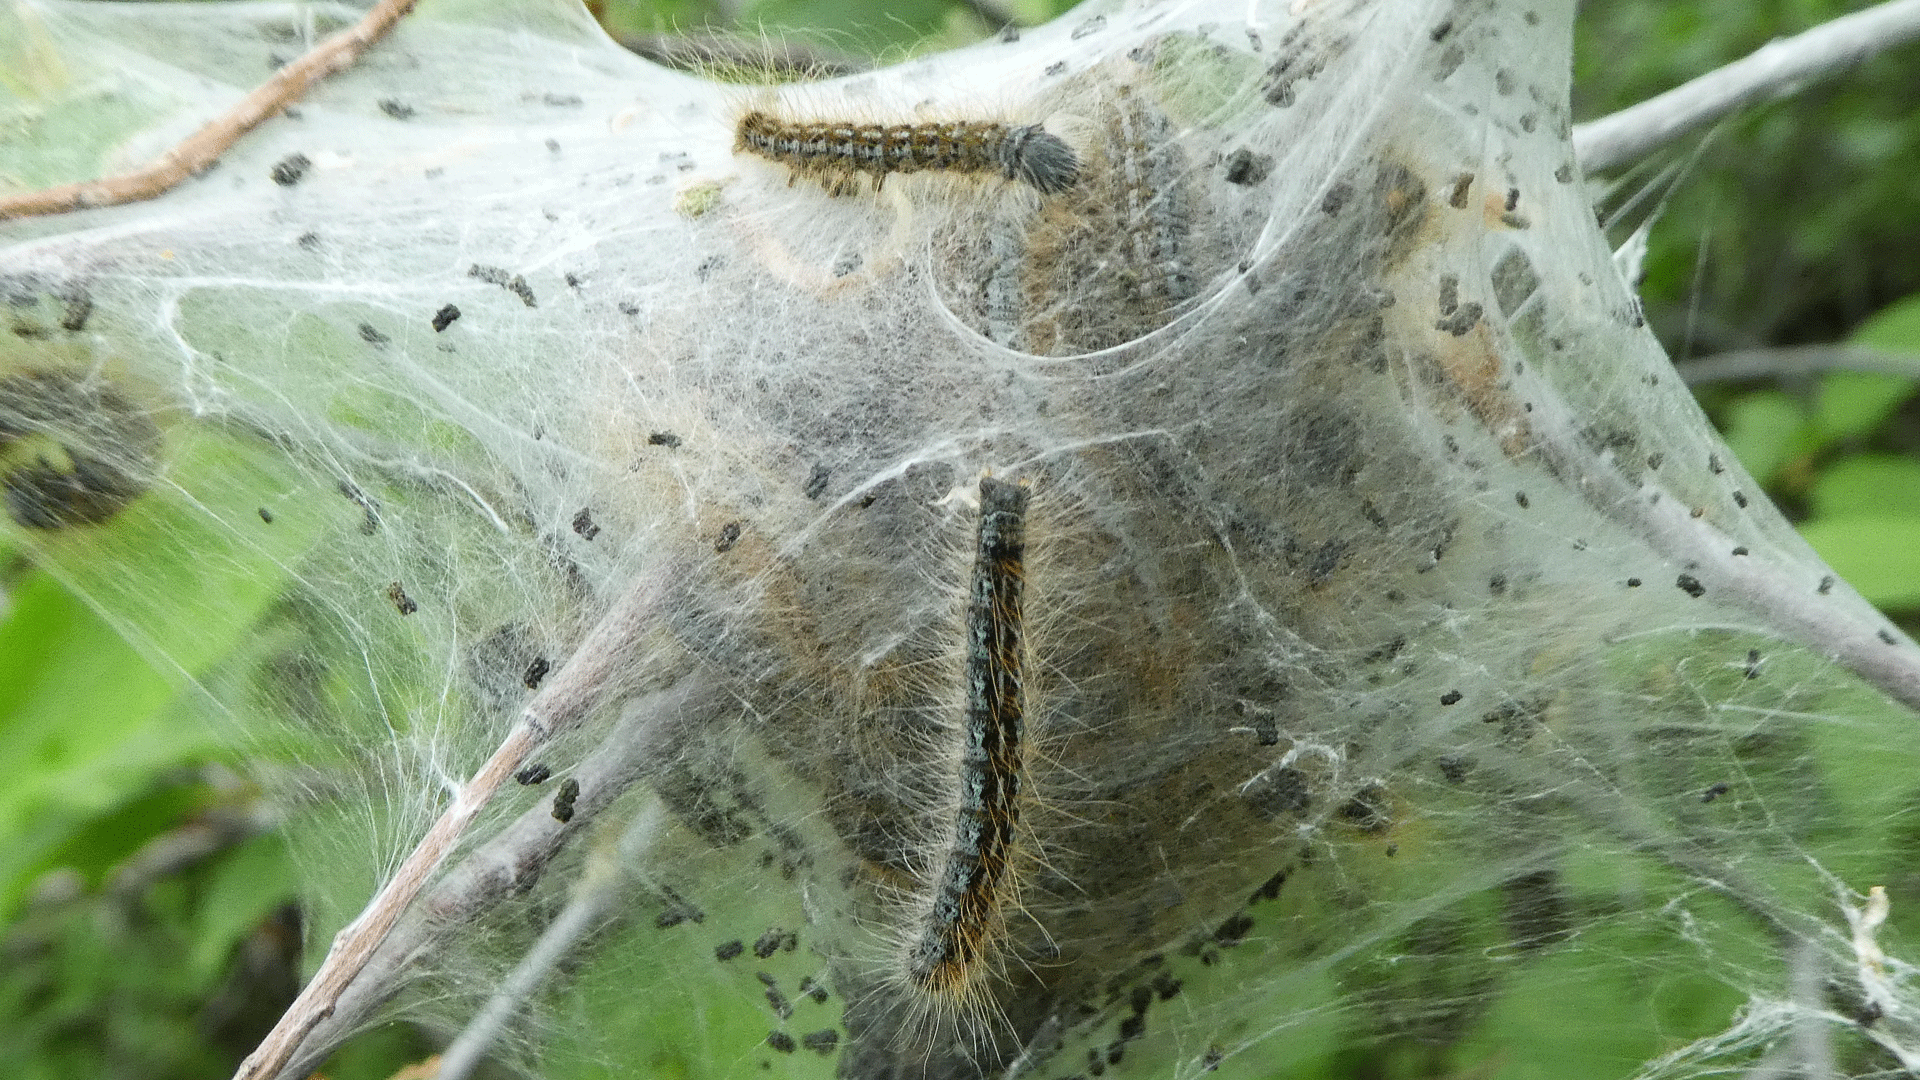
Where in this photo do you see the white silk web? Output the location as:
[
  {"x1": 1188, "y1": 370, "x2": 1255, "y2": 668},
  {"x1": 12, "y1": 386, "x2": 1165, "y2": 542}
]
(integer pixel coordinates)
[{"x1": 3, "y1": 0, "x2": 1920, "y2": 1077}]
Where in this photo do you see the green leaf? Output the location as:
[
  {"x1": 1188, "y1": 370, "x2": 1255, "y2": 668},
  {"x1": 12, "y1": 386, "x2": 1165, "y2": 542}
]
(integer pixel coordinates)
[
  {"x1": 1797, "y1": 515, "x2": 1920, "y2": 611},
  {"x1": 1806, "y1": 293, "x2": 1920, "y2": 448},
  {"x1": 0, "y1": 572, "x2": 204, "y2": 918},
  {"x1": 1851, "y1": 293, "x2": 1920, "y2": 353},
  {"x1": 1808, "y1": 454, "x2": 1920, "y2": 519},
  {"x1": 188, "y1": 833, "x2": 296, "y2": 987},
  {"x1": 1810, "y1": 370, "x2": 1914, "y2": 446},
  {"x1": 0, "y1": 421, "x2": 330, "y2": 920},
  {"x1": 1716, "y1": 389, "x2": 1804, "y2": 483}
]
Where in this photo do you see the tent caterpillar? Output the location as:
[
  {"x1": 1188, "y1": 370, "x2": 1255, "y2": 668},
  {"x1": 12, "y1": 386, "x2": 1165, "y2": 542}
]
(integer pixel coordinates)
[
  {"x1": 734, "y1": 110, "x2": 1080, "y2": 196},
  {"x1": 1016, "y1": 81, "x2": 1197, "y2": 353},
  {"x1": 966, "y1": 75, "x2": 1200, "y2": 354},
  {"x1": 903, "y1": 475, "x2": 1031, "y2": 1021}
]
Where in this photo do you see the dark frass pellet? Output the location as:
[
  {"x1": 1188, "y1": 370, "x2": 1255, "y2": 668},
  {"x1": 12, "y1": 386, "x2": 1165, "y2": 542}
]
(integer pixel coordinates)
[
  {"x1": 800, "y1": 1030, "x2": 839, "y2": 1055},
  {"x1": 571, "y1": 507, "x2": 599, "y2": 540},
  {"x1": 431, "y1": 304, "x2": 460, "y2": 332},
  {"x1": 753, "y1": 927, "x2": 796, "y2": 958},
  {"x1": 60, "y1": 293, "x2": 92, "y2": 332},
  {"x1": 551, "y1": 777, "x2": 579, "y2": 822},
  {"x1": 1223, "y1": 148, "x2": 1273, "y2": 185},
  {"x1": 804, "y1": 462, "x2": 830, "y2": 499},
  {"x1": 270, "y1": 153, "x2": 312, "y2": 186},
  {"x1": 386, "y1": 582, "x2": 417, "y2": 615},
  {"x1": 515, "y1": 763, "x2": 550, "y2": 785}
]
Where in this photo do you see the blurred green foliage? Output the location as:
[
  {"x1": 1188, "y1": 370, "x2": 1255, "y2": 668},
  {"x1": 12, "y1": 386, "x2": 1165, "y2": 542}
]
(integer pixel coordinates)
[
  {"x1": 0, "y1": 1, "x2": 1916, "y2": 1077},
  {"x1": 1576, "y1": 0, "x2": 1920, "y2": 349}
]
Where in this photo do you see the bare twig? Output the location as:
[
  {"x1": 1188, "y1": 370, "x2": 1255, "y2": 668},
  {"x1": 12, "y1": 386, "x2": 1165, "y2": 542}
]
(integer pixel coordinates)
[
  {"x1": 275, "y1": 675, "x2": 716, "y2": 1079},
  {"x1": 1675, "y1": 344, "x2": 1920, "y2": 386},
  {"x1": 435, "y1": 802, "x2": 665, "y2": 1080},
  {"x1": 233, "y1": 572, "x2": 673, "y2": 1080},
  {"x1": 0, "y1": 0, "x2": 418, "y2": 221},
  {"x1": 1572, "y1": 0, "x2": 1920, "y2": 174}
]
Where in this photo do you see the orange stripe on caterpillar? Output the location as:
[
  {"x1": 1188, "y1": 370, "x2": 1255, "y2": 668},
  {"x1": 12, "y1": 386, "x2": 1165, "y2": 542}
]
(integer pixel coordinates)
[
  {"x1": 734, "y1": 110, "x2": 1080, "y2": 196},
  {"x1": 906, "y1": 475, "x2": 1029, "y2": 1002}
]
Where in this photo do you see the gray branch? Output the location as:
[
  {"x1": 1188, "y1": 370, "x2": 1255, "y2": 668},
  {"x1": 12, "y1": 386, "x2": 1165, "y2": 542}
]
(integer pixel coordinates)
[
  {"x1": 278, "y1": 677, "x2": 718, "y2": 1079},
  {"x1": 1573, "y1": 0, "x2": 1920, "y2": 173},
  {"x1": 1676, "y1": 344, "x2": 1920, "y2": 386}
]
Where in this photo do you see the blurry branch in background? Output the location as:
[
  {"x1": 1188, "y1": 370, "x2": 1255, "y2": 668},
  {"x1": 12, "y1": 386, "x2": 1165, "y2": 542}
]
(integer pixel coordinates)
[
  {"x1": 1677, "y1": 345, "x2": 1920, "y2": 386},
  {"x1": 0, "y1": 0, "x2": 418, "y2": 221},
  {"x1": 1572, "y1": 0, "x2": 1920, "y2": 172}
]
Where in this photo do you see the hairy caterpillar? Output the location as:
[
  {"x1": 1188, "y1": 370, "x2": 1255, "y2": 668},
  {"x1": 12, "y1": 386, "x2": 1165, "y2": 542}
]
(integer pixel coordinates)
[
  {"x1": 734, "y1": 110, "x2": 1081, "y2": 196},
  {"x1": 1014, "y1": 80, "x2": 1198, "y2": 353},
  {"x1": 904, "y1": 476, "x2": 1031, "y2": 1014}
]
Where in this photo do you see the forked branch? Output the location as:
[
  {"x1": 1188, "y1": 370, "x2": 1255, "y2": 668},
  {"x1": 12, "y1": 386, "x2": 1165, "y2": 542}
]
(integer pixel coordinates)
[
  {"x1": 233, "y1": 572, "x2": 673, "y2": 1080},
  {"x1": 276, "y1": 677, "x2": 716, "y2": 1078}
]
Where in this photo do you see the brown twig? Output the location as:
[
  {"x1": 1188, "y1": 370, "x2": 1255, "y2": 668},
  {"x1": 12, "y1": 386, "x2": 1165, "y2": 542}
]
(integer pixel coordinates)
[
  {"x1": 0, "y1": 0, "x2": 419, "y2": 221},
  {"x1": 233, "y1": 572, "x2": 673, "y2": 1080},
  {"x1": 274, "y1": 676, "x2": 717, "y2": 1078}
]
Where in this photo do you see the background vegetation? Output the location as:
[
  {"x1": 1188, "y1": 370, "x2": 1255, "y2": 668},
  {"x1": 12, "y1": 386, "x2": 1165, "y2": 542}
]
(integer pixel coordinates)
[{"x1": 1, "y1": 0, "x2": 1916, "y2": 1076}]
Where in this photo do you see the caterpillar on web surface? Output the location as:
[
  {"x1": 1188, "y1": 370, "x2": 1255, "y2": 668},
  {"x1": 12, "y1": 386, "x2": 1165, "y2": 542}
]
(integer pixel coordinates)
[
  {"x1": 900, "y1": 475, "x2": 1031, "y2": 1023},
  {"x1": 734, "y1": 110, "x2": 1081, "y2": 196}
]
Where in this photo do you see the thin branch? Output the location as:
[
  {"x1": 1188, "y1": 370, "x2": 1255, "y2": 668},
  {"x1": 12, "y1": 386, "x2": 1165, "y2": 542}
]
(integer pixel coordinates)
[
  {"x1": 233, "y1": 572, "x2": 673, "y2": 1080},
  {"x1": 276, "y1": 675, "x2": 717, "y2": 1079},
  {"x1": 1675, "y1": 344, "x2": 1920, "y2": 386},
  {"x1": 1525, "y1": 391, "x2": 1920, "y2": 716},
  {"x1": 0, "y1": 0, "x2": 418, "y2": 221},
  {"x1": 435, "y1": 802, "x2": 664, "y2": 1080},
  {"x1": 1572, "y1": 0, "x2": 1920, "y2": 174}
]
